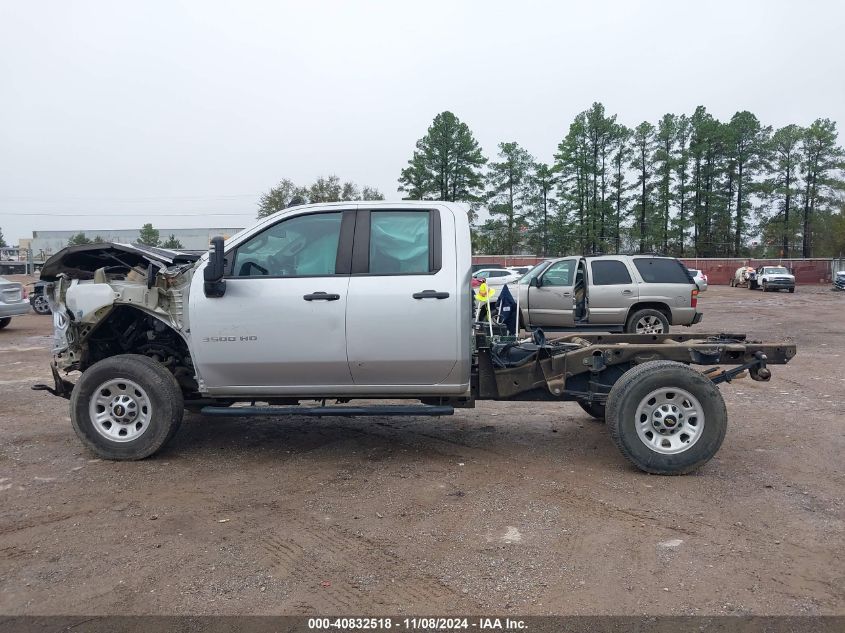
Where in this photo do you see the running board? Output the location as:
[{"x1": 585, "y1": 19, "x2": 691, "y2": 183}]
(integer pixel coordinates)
[{"x1": 200, "y1": 405, "x2": 455, "y2": 418}]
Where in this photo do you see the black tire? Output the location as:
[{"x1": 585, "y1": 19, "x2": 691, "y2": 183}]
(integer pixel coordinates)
[
  {"x1": 606, "y1": 360, "x2": 727, "y2": 475},
  {"x1": 70, "y1": 354, "x2": 184, "y2": 460},
  {"x1": 578, "y1": 400, "x2": 606, "y2": 422},
  {"x1": 31, "y1": 295, "x2": 51, "y2": 315},
  {"x1": 625, "y1": 308, "x2": 670, "y2": 334},
  {"x1": 749, "y1": 280, "x2": 757, "y2": 290},
  {"x1": 0, "y1": 317, "x2": 10, "y2": 330},
  {"x1": 762, "y1": 282, "x2": 769, "y2": 292},
  {"x1": 788, "y1": 287, "x2": 795, "y2": 293}
]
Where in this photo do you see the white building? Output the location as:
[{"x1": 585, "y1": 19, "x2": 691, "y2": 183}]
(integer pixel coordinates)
[{"x1": 29, "y1": 228, "x2": 244, "y2": 258}]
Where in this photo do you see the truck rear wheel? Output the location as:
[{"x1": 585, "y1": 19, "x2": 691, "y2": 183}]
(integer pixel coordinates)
[
  {"x1": 605, "y1": 360, "x2": 727, "y2": 475},
  {"x1": 577, "y1": 400, "x2": 606, "y2": 422},
  {"x1": 0, "y1": 317, "x2": 10, "y2": 330},
  {"x1": 70, "y1": 354, "x2": 184, "y2": 460}
]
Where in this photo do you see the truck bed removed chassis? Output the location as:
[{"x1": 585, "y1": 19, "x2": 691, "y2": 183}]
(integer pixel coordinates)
[
  {"x1": 192, "y1": 332, "x2": 795, "y2": 417},
  {"x1": 472, "y1": 331, "x2": 794, "y2": 405}
]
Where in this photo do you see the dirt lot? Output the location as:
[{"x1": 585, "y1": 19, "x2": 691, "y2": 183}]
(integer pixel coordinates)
[{"x1": 0, "y1": 284, "x2": 842, "y2": 616}]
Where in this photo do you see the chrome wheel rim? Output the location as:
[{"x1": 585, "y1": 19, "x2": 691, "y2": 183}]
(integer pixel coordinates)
[
  {"x1": 33, "y1": 296, "x2": 49, "y2": 313},
  {"x1": 635, "y1": 387, "x2": 704, "y2": 454},
  {"x1": 635, "y1": 315, "x2": 665, "y2": 334},
  {"x1": 89, "y1": 378, "x2": 152, "y2": 442}
]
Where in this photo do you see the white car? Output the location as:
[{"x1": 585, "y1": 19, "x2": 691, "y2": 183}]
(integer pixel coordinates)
[
  {"x1": 0, "y1": 276, "x2": 31, "y2": 329},
  {"x1": 473, "y1": 268, "x2": 521, "y2": 287},
  {"x1": 686, "y1": 268, "x2": 708, "y2": 291},
  {"x1": 507, "y1": 265, "x2": 533, "y2": 276}
]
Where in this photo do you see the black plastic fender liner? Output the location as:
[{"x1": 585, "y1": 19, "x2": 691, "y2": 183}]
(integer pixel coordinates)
[{"x1": 200, "y1": 405, "x2": 455, "y2": 417}]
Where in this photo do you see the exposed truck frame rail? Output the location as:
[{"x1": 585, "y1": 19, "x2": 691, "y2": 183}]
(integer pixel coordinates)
[{"x1": 473, "y1": 332, "x2": 793, "y2": 402}]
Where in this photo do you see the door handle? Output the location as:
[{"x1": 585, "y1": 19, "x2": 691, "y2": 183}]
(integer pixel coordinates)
[
  {"x1": 621, "y1": 289, "x2": 633, "y2": 295},
  {"x1": 562, "y1": 292, "x2": 572, "y2": 297},
  {"x1": 303, "y1": 292, "x2": 340, "y2": 301},
  {"x1": 412, "y1": 290, "x2": 450, "y2": 299}
]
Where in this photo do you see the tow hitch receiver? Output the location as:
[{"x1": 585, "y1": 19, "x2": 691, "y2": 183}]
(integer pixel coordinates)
[{"x1": 703, "y1": 351, "x2": 771, "y2": 384}]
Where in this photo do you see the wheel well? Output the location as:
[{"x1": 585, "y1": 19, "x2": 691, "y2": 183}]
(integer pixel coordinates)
[
  {"x1": 83, "y1": 306, "x2": 198, "y2": 395},
  {"x1": 626, "y1": 302, "x2": 672, "y2": 325}
]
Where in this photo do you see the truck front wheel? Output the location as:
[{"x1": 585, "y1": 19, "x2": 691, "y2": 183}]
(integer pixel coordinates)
[
  {"x1": 70, "y1": 354, "x2": 184, "y2": 460},
  {"x1": 605, "y1": 360, "x2": 727, "y2": 475}
]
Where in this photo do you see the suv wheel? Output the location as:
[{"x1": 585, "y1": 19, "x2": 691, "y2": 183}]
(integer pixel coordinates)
[
  {"x1": 606, "y1": 360, "x2": 727, "y2": 474},
  {"x1": 625, "y1": 309, "x2": 669, "y2": 334},
  {"x1": 31, "y1": 295, "x2": 51, "y2": 315},
  {"x1": 0, "y1": 317, "x2": 10, "y2": 330},
  {"x1": 70, "y1": 354, "x2": 184, "y2": 460}
]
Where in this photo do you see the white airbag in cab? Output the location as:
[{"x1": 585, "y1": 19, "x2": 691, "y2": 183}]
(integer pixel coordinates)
[{"x1": 66, "y1": 281, "x2": 117, "y2": 322}]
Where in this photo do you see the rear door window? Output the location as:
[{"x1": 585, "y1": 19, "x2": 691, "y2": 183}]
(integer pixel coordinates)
[
  {"x1": 590, "y1": 260, "x2": 632, "y2": 285},
  {"x1": 368, "y1": 211, "x2": 431, "y2": 274},
  {"x1": 633, "y1": 258, "x2": 692, "y2": 284}
]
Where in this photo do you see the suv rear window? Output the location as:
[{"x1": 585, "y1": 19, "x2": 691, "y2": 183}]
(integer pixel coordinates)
[
  {"x1": 590, "y1": 260, "x2": 632, "y2": 285},
  {"x1": 633, "y1": 258, "x2": 692, "y2": 284}
]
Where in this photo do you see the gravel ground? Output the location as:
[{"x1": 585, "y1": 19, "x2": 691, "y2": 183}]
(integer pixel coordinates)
[{"x1": 0, "y1": 284, "x2": 842, "y2": 615}]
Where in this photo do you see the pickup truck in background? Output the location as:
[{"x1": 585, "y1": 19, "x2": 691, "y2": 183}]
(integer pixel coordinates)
[
  {"x1": 750, "y1": 265, "x2": 796, "y2": 293},
  {"x1": 517, "y1": 255, "x2": 702, "y2": 334},
  {"x1": 35, "y1": 201, "x2": 795, "y2": 475}
]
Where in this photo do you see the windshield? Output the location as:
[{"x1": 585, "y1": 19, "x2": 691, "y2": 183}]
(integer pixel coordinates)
[
  {"x1": 520, "y1": 260, "x2": 552, "y2": 283},
  {"x1": 764, "y1": 267, "x2": 789, "y2": 274}
]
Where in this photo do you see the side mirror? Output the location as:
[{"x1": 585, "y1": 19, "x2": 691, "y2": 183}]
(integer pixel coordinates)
[
  {"x1": 530, "y1": 276, "x2": 542, "y2": 288},
  {"x1": 203, "y1": 236, "x2": 226, "y2": 298}
]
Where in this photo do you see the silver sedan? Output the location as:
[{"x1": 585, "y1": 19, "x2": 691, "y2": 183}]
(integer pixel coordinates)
[{"x1": 0, "y1": 276, "x2": 31, "y2": 329}]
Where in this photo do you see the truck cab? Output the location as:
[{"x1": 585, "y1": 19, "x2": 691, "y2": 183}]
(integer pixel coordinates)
[{"x1": 187, "y1": 201, "x2": 472, "y2": 396}]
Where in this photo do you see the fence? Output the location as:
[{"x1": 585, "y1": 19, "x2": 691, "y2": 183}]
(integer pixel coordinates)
[{"x1": 471, "y1": 255, "x2": 842, "y2": 285}]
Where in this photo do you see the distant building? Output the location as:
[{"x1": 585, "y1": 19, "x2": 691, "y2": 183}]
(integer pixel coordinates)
[{"x1": 29, "y1": 228, "x2": 244, "y2": 258}]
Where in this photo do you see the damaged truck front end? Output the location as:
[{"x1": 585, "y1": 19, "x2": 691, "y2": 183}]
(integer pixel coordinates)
[{"x1": 34, "y1": 243, "x2": 202, "y2": 398}]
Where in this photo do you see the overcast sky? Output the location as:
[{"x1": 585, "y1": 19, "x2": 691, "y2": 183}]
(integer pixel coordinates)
[{"x1": 2, "y1": 0, "x2": 843, "y2": 243}]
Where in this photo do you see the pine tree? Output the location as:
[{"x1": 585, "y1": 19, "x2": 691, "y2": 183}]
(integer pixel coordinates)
[
  {"x1": 655, "y1": 114, "x2": 677, "y2": 253},
  {"x1": 486, "y1": 142, "x2": 535, "y2": 255},
  {"x1": 672, "y1": 115, "x2": 692, "y2": 255},
  {"x1": 630, "y1": 121, "x2": 657, "y2": 253},
  {"x1": 137, "y1": 224, "x2": 160, "y2": 247},
  {"x1": 609, "y1": 125, "x2": 633, "y2": 253},
  {"x1": 727, "y1": 111, "x2": 768, "y2": 256},
  {"x1": 799, "y1": 119, "x2": 845, "y2": 257},
  {"x1": 764, "y1": 124, "x2": 803, "y2": 257},
  {"x1": 398, "y1": 111, "x2": 486, "y2": 207},
  {"x1": 162, "y1": 234, "x2": 184, "y2": 249},
  {"x1": 67, "y1": 233, "x2": 92, "y2": 246},
  {"x1": 530, "y1": 163, "x2": 557, "y2": 256}
]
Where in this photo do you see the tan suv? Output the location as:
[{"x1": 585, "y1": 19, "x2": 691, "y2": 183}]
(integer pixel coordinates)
[{"x1": 517, "y1": 255, "x2": 702, "y2": 333}]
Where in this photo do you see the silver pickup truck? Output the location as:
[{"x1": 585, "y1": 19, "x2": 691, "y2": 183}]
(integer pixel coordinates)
[{"x1": 35, "y1": 201, "x2": 796, "y2": 475}]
